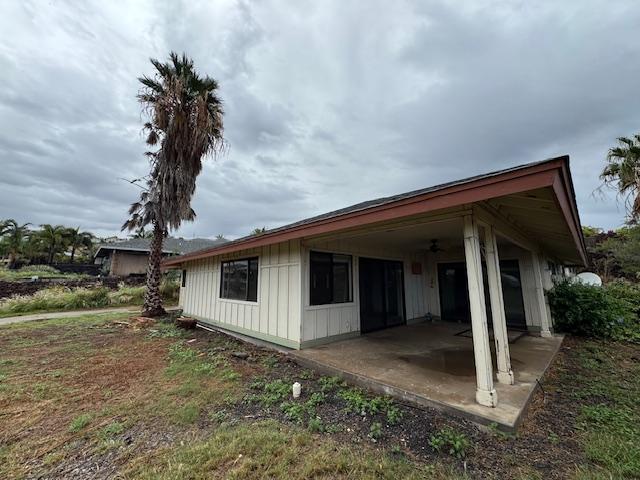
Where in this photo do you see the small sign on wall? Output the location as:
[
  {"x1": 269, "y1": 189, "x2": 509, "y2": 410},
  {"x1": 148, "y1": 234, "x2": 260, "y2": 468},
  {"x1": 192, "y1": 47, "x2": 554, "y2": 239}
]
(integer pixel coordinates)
[{"x1": 411, "y1": 262, "x2": 422, "y2": 275}]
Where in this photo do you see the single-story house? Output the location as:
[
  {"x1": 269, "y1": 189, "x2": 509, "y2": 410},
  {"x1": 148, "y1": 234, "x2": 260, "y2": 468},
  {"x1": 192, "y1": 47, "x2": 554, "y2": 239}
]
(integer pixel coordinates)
[
  {"x1": 95, "y1": 237, "x2": 227, "y2": 276},
  {"x1": 164, "y1": 156, "x2": 585, "y2": 412}
]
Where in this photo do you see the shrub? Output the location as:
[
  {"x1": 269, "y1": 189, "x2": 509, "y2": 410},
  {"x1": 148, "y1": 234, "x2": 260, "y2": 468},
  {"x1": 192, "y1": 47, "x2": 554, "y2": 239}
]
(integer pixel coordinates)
[
  {"x1": 160, "y1": 277, "x2": 180, "y2": 302},
  {"x1": 547, "y1": 279, "x2": 626, "y2": 338},
  {"x1": 0, "y1": 286, "x2": 111, "y2": 315},
  {"x1": 0, "y1": 265, "x2": 87, "y2": 281},
  {"x1": 604, "y1": 280, "x2": 640, "y2": 343},
  {"x1": 18, "y1": 265, "x2": 60, "y2": 274},
  {"x1": 108, "y1": 284, "x2": 145, "y2": 305},
  {"x1": 0, "y1": 281, "x2": 179, "y2": 316}
]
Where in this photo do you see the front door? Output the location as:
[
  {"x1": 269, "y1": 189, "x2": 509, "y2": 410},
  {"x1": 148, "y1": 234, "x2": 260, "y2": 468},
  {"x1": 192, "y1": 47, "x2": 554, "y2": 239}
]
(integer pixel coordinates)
[
  {"x1": 359, "y1": 258, "x2": 406, "y2": 333},
  {"x1": 437, "y1": 260, "x2": 527, "y2": 329}
]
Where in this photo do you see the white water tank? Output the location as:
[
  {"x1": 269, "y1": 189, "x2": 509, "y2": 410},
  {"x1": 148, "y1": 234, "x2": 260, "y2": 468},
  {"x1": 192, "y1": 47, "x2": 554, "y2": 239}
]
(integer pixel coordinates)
[{"x1": 575, "y1": 272, "x2": 602, "y2": 286}]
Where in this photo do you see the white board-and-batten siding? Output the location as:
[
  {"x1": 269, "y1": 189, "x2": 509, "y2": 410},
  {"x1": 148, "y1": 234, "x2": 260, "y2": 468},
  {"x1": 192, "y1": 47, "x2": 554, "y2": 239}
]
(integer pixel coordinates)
[
  {"x1": 179, "y1": 240, "x2": 302, "y2": 349},
  {"x1": 179, "y1": 233, "x2": 556, "y2": 349},
  {"x1": 300, "y1": 238, "x2": 429, "y2": 346}
]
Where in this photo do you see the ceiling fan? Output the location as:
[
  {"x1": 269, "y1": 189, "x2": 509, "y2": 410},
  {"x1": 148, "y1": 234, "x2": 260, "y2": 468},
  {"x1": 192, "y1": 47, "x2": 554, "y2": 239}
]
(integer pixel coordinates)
[{"x1": 428, "y1": 239, "x2": 445, "y2": 253}]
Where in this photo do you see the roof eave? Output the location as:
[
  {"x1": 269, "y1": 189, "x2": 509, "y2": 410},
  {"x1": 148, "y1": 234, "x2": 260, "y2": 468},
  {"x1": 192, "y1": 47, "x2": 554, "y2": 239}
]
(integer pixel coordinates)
[{"x1": 164, "y1": 155, "x2": 587, "y2": 267}]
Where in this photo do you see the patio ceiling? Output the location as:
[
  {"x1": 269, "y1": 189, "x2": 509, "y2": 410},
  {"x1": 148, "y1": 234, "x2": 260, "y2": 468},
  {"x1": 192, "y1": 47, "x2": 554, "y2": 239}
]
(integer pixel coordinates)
[
  {"x1": 307, "y1": 217, "x2": 466, "y2": 251},
  {"x1": 483, "y1": 186, "x2": 583, "y2": 264}
]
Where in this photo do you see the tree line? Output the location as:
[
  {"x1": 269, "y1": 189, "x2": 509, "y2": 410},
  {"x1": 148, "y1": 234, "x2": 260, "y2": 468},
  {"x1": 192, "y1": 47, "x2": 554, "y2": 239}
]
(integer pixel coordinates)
[
  {"x1": 582, "y1": 225, "x2": 640, "y2": 282},
  {"x1": 0, "y1": 221, "x2": 96, "y2": 268},
  {"x1": 0, "y1": 222, "x2": 160, "y2": 269}
]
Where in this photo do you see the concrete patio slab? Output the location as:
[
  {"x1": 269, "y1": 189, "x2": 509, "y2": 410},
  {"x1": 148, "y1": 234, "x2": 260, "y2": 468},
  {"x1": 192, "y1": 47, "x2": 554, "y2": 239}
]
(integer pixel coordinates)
[{"x1": 291, "y1": 322, "x2": 563, "y2": 431}]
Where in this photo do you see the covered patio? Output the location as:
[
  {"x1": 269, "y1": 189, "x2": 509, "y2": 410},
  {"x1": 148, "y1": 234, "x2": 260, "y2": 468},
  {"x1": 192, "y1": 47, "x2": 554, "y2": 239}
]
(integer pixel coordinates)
[
  {"x1": 171, "y1": 156, "x2": 586, "y2": 430},
  {"x1": 300, "y1": 202, "x2": 570, "y2": 417},
  {"x1": 292, "y1": 321, "x2": 563, "y2": 430}
]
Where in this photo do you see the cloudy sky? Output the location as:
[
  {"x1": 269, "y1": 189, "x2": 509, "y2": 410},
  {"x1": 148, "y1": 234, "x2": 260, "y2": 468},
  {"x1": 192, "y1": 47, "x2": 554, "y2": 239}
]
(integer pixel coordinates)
[{"x1": 1, "y1": 0, "x2": 639, "y2": 239}]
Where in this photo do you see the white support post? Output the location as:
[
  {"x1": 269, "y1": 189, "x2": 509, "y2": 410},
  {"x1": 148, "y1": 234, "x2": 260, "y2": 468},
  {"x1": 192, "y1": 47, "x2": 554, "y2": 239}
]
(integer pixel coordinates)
[
  {"x1": 531, "y1": 251, "x2": 552, "y2": 337},
  {"x1": 483, "y1": 225, "x2": 514, "y2": 385},
  {"x1": 463, "y1": 215, "x2": 498, "y2": 407}
]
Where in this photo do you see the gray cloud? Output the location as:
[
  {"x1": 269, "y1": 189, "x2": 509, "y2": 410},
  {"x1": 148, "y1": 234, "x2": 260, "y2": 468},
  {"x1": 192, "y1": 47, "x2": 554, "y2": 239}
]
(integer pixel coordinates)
[{"x1": 0, "y1": 0, "x2": 638, "y2": 241}]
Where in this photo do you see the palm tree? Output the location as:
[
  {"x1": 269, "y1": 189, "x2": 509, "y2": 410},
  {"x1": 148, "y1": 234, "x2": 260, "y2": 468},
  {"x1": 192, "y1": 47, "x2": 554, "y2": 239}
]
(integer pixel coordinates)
[
  {"x1": 131, "y1": 227, "x2": 153, "y2": 239},
  {"x1": 251, "y1": 227, "x2": 267, "y2": 235},
  {"x1": 600, "y1": 134, "x2": 640, "y2": 224},
  {"x1": 124, "y1": 52, "x2": 225, "y2": 317},
  {"x1": 65, "y1": 227, "x2": 94, "y2": 263},
  {"x1": 1, "y1": 219, "x2": 31, "y2": 268},
  {"x1": 39, "y1": 224, "x2": 68, "y2": 264}
]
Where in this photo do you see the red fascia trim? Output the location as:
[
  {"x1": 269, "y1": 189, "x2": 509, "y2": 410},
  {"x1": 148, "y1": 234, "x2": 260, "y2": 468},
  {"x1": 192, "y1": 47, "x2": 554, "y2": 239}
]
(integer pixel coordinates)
[{"x1": 552, "y1": 171, "x2": 588, "y2": 265}]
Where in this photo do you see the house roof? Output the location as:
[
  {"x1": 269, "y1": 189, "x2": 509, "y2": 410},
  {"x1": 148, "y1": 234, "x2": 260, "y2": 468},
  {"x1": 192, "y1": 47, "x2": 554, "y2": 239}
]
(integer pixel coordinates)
[
  {"x1": 163, "y1": 155, "x2": 587, "y2": 267},
  {"x1": 95, "y1": 237, "x2": 227, "y2": 257}
]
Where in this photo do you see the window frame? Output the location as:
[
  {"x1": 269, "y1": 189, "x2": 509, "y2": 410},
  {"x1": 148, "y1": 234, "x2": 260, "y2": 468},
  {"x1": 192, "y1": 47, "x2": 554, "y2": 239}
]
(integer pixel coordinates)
[
  {"x1": 309, "y1": 250, "x2": 353, "y2": 306},
  {"x1": 219, "y1": 256, "x2": 259, "y2": 303}
]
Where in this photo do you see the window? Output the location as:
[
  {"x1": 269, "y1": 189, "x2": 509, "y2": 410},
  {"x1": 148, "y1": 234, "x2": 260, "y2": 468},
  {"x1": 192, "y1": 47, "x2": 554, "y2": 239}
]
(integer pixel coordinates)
[
  {"x1": 220, "y1": 257, "x2": 259, "y2": 302},
  {"x1": 310, "y1": 251, "x2": 352, "y2": 305},
  {"x1": 181, "y1": 269, "x2": 187, "y2": 288}
]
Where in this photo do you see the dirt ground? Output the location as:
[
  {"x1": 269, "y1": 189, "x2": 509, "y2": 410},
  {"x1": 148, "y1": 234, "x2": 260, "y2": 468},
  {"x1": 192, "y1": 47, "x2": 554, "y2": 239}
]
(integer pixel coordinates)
[{"x1": 0, "y1": 313, "x2": 637, "y2": 479}]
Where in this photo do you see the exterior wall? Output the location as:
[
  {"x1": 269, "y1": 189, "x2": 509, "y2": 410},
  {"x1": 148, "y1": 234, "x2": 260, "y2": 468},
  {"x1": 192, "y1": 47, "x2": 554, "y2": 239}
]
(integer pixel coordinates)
[
  {"x1": 179, "y1": 239, "x2": 302, "y2": 348},
  {"x1": 109, "y1": 251, "x2": 149, "y2": 276},
  {"x1": 178, "y1": 225, "x2": 563, "y2": 349},
  {"x1": 425, "y1": 245, "x2": 465, "y2": 320},
  {"x1": 424, "y1": 243, "x2": 548, "y2": 330},
  {"x1": 300, "y1": 238, "x2": 428, "y2": 346}
]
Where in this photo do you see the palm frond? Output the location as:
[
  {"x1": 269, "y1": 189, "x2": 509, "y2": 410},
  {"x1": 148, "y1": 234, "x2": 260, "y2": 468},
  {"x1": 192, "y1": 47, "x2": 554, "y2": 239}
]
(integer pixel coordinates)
[{"x1": 126, "y1": 52, "x2": 226, "y2": 232}]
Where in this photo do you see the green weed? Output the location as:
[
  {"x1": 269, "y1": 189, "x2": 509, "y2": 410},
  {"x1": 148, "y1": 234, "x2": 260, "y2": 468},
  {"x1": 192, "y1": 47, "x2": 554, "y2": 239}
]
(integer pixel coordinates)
[
  {"x1": 307, "y1": 416, "x2": 325, "y2": 433},
  {"x1": 369, "y1": 421, "x2": 383, "y2": 440},
  {"x1": 280, "y1": 402, "x2": 306, "y2": 424},
  {"x1": 429, "y1": 427, "x2": 471, "y2": 458},
  {"x1": 246, "y1": 379, "x2": 291, "y2": 406},
  {"x1": 318, "y1": 375, "x2": 345, "y2": 392},
  {"x1": 386, "y1": 405, "x2": 403, "y2": 425},
  {"x1": 175, "y1": 402, "x2": 200, "y2": 424},
  {"x1": 101, "y1": 421, "x2": 125, "y2": 438},
  {"x1": 68, "y1": 413, "x2": 92, "y2": 433}
]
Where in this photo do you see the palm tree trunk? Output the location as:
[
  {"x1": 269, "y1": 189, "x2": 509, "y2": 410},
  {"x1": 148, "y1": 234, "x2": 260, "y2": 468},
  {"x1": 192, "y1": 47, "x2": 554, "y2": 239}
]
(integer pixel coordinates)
[
  {"x1": 142, "y1": 222, "x2": 166, "y2": 317},
  {"x1": 8, "y1": 252, "x2": 16, "y2": 270},
  {"x1": 70, "y1": 245, "x2": 76, "y2": 263}
]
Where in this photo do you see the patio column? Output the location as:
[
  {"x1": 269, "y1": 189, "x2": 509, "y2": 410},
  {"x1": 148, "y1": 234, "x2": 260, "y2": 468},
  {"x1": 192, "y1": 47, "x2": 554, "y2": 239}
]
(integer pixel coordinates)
[
  {"x1": 531, "y1": 251, "x2": 552, "y2": 337},
  {"x1": 463, "y1": 214, "x2": 498, "y2": 407},
  {"x1": 483, "y1": 225, "x2": 514, "y2": 385}
]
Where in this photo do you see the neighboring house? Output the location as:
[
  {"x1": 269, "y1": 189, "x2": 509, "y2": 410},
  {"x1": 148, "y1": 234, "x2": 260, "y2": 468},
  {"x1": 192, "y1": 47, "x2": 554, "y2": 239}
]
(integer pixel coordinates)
[
  {"x1": 164, "y1": 156, "x2": 586, "y2": 411},
  {"x1": 95, "y1": 237, "x2": 227, "y2": 276}
]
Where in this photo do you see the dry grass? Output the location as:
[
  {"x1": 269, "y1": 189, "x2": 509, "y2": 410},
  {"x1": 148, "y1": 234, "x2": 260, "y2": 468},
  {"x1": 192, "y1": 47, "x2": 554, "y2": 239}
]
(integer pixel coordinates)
[
  {"x1": 0, "y1": 280, "x2": 179, "y2": 317},
  {"x1": 2, "y1": 314, "x2": 637, "y2": 479},
  {"x1": 0, "y1": 313, "x2": 452, "y2": 479},
  {"x1": 0, "y1": 313, "x2": 244, "y2": 479}
]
